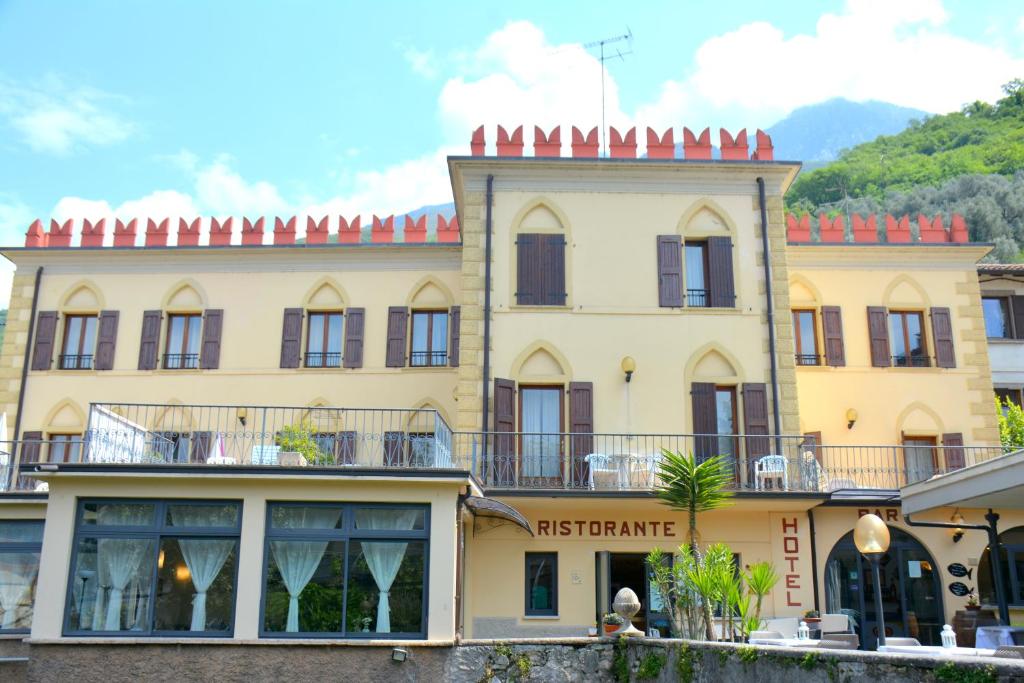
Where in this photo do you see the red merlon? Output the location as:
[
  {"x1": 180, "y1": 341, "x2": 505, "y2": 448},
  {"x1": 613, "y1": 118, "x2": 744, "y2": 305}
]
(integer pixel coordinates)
[
  {"x1": 534, "y1": 126, "x2": 561, "y2": 156},
  {"x1": 306, "y1": 216, "x2": 329, "y2": 244},
  {"x1": 178, "y1": 218, "x2": 201, "y2": 246},
  {"x1": 683, "y1": 127, "x2": 712, "y2": 160},
  {"x1": 918, "y1": 214, "x2": 948, "y2": 243},
  {"x1": 241, "y1": 217, "x2": 265, "y2": 245},
  {"x1": 470, "y1": 125, "x2": 485, "y2": 156},
  {"x1": 818, "y1": 214, "x2": 844, "y2": 242},
  {"x1": 437, "y1": 215, "x2": 460, "y2": 243},
  {"x1": 113, "y1": 218, "x2": 137, "y2": 247},
  {"x1": 81, "y1": 218, "x2": 105, "y2": 247},
  {"x1": 719, "y1": 129, "x2": 749, "y2": 161},
  {"x1": 496, "y1": 125, "x2": 524, "y2": 156},
  {"x1": 209, "y1": 217, "x2": 233, "y2": 246},
  {"x1": 852, "y1": 214, "x2": 878, "y2": 243},
  {"x1": 48, "y1": 218, "x2": 73, "y2": 247},
  {"x1": 145, "y1": 218, "x2": 169, "y2": 247},
  {"x1": 886, "y1": 215, "x2": 911, "y2": 243},
  {"x1": 404, "y1": 215, "x2": 427, "y2": 243},
  {"x1": 786, "y1": 213, "x2": 811, "y2": 241},
  {"x1": 571, "y1": 126, "x2": 598, "y2": 158},
  {"x1": 25, "y1": 219, "x2": 47, "y2": 247},
  {"x1": 273, "y1": 217, "x2": 297, "y2": 245},
  {"x1": 646, "y1": 127, "x2": 674, "y2": 159},
  {"x1": 371, "y1": 215, "x2": 394, "y2": 243},
  {"x1": 752, "y1": 129, "x2": 774, "y2": 161},
  {"x1": 950, "y1": 214, "x2": 968, "y2": 242},
  {"x1": 609, "y1": 127, "x2": 637, "y2": 158},
  {"x1": 339, "y1": 216, "x2": 361, "y2": 244}
]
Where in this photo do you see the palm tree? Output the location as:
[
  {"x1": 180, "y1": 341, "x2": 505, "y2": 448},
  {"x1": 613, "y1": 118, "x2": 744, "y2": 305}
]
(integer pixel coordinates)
[{"x1": 654, "y1": 450, "x2": 735, "y2": 553}]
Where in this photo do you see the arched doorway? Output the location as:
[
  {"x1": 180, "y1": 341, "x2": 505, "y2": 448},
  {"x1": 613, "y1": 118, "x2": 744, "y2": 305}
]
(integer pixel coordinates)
[
  {"x1": 978, "y1": 526, "x2": 1024, "y2": 607},
  {"x1": 824, "y1": 526, "x2": 944, "y2": 649}
]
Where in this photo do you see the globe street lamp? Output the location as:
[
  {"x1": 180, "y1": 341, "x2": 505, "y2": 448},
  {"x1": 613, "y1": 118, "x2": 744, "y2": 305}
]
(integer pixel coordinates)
[{"x1": 854, "y1": 513, "x2": 892, "y2": 648}]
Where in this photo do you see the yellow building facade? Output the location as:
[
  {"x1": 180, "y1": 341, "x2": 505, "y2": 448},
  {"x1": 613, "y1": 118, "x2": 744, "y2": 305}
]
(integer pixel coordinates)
[{"x1": 0, "y1": 128, "x2": 1020, "y2": 653}]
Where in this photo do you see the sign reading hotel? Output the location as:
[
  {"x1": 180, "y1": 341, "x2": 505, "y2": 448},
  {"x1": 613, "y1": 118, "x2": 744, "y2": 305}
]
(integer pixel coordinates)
[{"x1": 536, "y1": 519, "x2": 679, "y2": 538}]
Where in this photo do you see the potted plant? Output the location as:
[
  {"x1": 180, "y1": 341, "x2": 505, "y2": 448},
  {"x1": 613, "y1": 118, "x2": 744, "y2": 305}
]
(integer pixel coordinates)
[
  {"x1": 803, "y1": 609, "x2": 822, "y2": 625},
  {"x1": 965, "y1": 592, "x2": 981, "y2": 611},
  {"x1": 603, "y1": 613, "x2": 625, "y2": 635},
  {"x1": 275, "y1": 421, "x2": 326, "y2": 466}
]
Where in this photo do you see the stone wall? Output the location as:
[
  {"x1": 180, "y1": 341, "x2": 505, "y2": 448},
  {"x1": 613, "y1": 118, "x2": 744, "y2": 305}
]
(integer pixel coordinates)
[{"x1": 20, "y1": 638, "x2": 1024, "y2": 683}]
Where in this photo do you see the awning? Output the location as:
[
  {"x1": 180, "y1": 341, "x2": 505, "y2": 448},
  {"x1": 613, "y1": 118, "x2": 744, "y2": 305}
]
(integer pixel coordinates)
[
  {"x1": 901, "y1": 448, "x2": 1024, "y2": 515},
  {"x1": 463, "y1": 495, "x2": 534, "y2": 536}
]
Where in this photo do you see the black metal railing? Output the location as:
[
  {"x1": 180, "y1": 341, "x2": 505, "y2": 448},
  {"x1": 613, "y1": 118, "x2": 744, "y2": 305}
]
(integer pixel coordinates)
[
  {"x1": 893, "y1": 354, "x2": 931, "y2": 368},
  {"x1": 304, "y1": 352, "x2": 343, "y2": 368},
  {"x1": 58, "y1": 354, "x2": 94, "y2": 370},
  {"x1": 686, "y1": 289, "x2": 709, "y2": 307},
  {"x1": 795, "y1": 354, "x2": 821, "y2": 366},
  {"x1": 410, "y1": 350, "x2": 448, "y2": 367},
  {"x1": 163, "y1": 353, "x2": 200, "y2": 370}
]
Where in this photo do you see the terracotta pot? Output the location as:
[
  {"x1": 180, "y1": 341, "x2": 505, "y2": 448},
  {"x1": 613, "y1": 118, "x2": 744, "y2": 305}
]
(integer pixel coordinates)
[{"x1": 604, "y1": 623, "x2": 621, "y2": 636}]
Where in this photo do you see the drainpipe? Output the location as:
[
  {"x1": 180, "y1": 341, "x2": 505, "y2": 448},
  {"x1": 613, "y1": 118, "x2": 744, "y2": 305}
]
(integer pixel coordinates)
[
  {"x1": 12, "y1": 266, "x2": 43, "y2": 442},
  {"x1": 480, "y1": 175, "x2": 494, "y2": 438},
  {"x1": 756, "y1": 178, "x2": 783, "y2": 448},
  {"x1": 808, "y1": 507, "x2": 821, "y2": 613},
  {"x1": 904, "y1": 510, "x2": 1009, "y2": 624}
]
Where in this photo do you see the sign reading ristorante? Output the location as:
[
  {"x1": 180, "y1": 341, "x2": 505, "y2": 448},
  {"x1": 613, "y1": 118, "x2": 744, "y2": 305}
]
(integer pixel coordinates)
[{"x1": 536, "y1": 520, "x2": 679, "y2": 537}]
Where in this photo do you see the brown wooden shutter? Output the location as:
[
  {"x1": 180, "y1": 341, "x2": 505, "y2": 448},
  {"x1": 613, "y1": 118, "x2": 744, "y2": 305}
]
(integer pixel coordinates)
[
  {"x1": 448, "y1": 306, "x2": 460, "y2": 367},
  {"x1": 568, "y1": 382, "x2": 594, "y2": 488},
  {"x1": 930, "y1": 307, "x2": 956, "y2": 368},
  {"x1": 657, "y1": 235, "x2": 684, "y2": 307},
  {"x1": 741, "y1": 383, "x2": 772, "y2": 462},
  {"x1": 803, "y1": 431, "x2": 823, "y2": 465},
  {"x1": 20, "y1": 431, "x2": 42, "y2": 464},
  {"x1": 383, "y1": 431, "x2": 406, "y2": 467},
  {"x1": 706, "y1": 236, "x2": 735, "y2": 308},
  {"x1": 31, "y1": 311, "x2": 58, "y2": 371},
  {"x1": 200, "y1": 309, "x2": 224, "y2": 369},
  {"x1": 138, "y1": 310, "x2": 163, "y2": 370},
  {"x1": 93, "y1": 311, "x2": 119, "y2": 371},
  {"x1": 541, "y1": 234, "x2": 567, "y2": 305},
  {"x1": 821, "y1": 306, "x2": 846, "y2": 367},
  {"x1": 516, "y1": 234, "x2": 540, "y2": 305},
  {"x1": 343, "y1": 308, "x2": 365, "y2": 368},
  {"x1": 385, "y1": 306, "x2": 409, "y2": 367},
  {"x1": 190, "y1": 431, "x2": 212, "y2": 464},
  {"x1": 336, "y1": 431, "x2": 357, "y2": 465},
  {"x1": 493, "y1": 378, "x2": 516, "y2": 486},
  {"x1": 691, "y1": 382, "x2": 717, "y2": 462},
  {"x1": 1012, "y1": 296, "x2": 1024, "y2": 339},
  {"x1": 280, "y1": 308, "x2": 304, "y2": 369},
  {"x1": 941, "y1": 432, "x2": 965, "y2": 471},
  {"x1": 867, "y1": 306, "x2": 891, "y2": 367}
]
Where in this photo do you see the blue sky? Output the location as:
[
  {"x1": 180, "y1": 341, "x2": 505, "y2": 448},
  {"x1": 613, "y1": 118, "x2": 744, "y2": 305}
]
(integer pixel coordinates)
[{"x1": 0, "y1": 0, "x2": 1022, "y2": 268}]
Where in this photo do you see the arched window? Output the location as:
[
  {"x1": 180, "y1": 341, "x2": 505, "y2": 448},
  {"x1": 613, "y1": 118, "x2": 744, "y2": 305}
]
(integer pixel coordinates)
[{"x1": 978, "y1": 526, "x2": 1024, "y2": 606}]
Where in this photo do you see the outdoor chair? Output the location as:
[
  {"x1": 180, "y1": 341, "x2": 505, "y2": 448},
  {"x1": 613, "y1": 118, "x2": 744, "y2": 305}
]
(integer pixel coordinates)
[
  {"x1": 885, "y1": 637, "x2": 921, "y2": 647},
  {"x1": 754, "y1": 455, "x2": 788, "y2": 490},
  {"x1": 819, "y1": 613, "x2": 850, "y2": 634},
  {"x1": 817, "y1": 639, "x2": 858, "y2": 650},
  {"x1": 749, "y1": 630, "x2": 785, "y2": 640},
  {"x1": 250, "y1": 445, "x2": 280, "y2": 465},
  {"x1": 994, "y1": 646, "x2": 1024, "y2": 659},
  {"x1": 763, "y1": 618, "x2": 799, "y2": 638},
  {"x1": 823, "y1": 633, "x2": 860, "y2": 648}
]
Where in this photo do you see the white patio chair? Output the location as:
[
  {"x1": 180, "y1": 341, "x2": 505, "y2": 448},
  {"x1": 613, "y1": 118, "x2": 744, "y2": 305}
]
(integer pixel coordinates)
[
  {"x1": 763, "y1": 617, "x2": 799, "y2": 639},
  {"x1": 250, "y1": 445, "x2": 280, "y2": 465},
  {"x1": 819, "y1": 613, "x2": 850, "y2": 634},
  {"x1": 630, "y1": 452, "x2": 661, "y2": 489},
  {"x1": 885, "y1": 637, "x2": 921, "y2": 647},
  {"x1": 586, "y1": 453, "x2": 622, "y2": 490},
  {"x1": 754, "y1": 455, "x2": 788, "y2": 490}
]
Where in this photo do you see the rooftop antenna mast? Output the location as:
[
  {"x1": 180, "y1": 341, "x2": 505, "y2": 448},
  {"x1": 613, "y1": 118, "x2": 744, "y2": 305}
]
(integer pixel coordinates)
[{"x1": 584, "y1": 28, "x2": 633, "y2": 156}]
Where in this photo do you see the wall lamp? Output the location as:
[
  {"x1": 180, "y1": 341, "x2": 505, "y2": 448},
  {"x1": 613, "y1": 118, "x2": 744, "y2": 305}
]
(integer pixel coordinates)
[
  {"x1": 951, "y1": 509, "x2": 966, "y2": 543},
  {"x1": 621, "y1": 356, "x2": 636, "y2": 383},
  {"x1": 846, "y1": 408, "x2": 858, "y2": 430},
  {"x1": 236, "y1": 407, "x2": 248, "y2": 427}
]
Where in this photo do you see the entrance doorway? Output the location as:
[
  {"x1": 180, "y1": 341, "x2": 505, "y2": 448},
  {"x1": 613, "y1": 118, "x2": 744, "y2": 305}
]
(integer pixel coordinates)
[
  {"x1": 595, "y1": 552, "x2": 671, "y2": 636},
  {"x1": 824, "y1": 526, "x2": 943, "y2": 649}
]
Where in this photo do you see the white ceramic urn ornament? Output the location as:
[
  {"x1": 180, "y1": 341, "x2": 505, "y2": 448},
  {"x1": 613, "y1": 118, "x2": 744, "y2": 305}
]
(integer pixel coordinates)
[{"x1": 610, "y1": 587, "x2": 644, "y2": 637}]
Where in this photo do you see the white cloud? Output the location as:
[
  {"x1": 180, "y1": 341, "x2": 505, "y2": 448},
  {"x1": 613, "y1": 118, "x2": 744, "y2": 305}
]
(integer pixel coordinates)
[
  {"x1": 0, "y1": 195, "x2": 35, "y2": 245},
  {"x1": 0, "y1": 77, "x2": 135, "y2": 155},
  {"x1": 403, "y1": 46, "x2": 439, "y2": 79},
  {"x1": 194, "y1": 157, "x2": 289, "y2": 216}
]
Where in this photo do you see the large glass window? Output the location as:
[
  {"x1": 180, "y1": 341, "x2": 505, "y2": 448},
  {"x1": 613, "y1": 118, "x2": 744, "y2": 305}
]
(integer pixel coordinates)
[
  {"x1": 262, "y1": 503, "x2": 428, "y2": 638},
  {"x1": 306, "y1": 311, "x2": 344, "y2": 368},
  {"x1": 410, "y1": 311, "x2": 448, "y2": 367},
  {"x1": 684, "y1": 242, "x2": 708, "y2": 307},
  {"x1": 525, "y1": 552, "x2": 557, "y2": 616},
  {"x1": 0, "y1": 520, "x2": 44, "y2": 632},
  {"x1": 982, "y1": 297, "x2": 1011, "y2": 339},
  {"x1": 889, "y1": 310, "x2": 929, "y2": 367},
  {"x1": 164, "y1": 314, "x2": 202, "y2": 369},
  {"x1": 519, "y1": 386, "x2": 563, "y2": 483},
  {"x1": 65, "y1": 500, "x2": 240, "y2": 636},
  {"x1": 979, "y1": 526, "x2": 1024, "y2": 607},
  {"x1": 60, "y1": 314, "x2": 98, "y2": 370},
  {"x1": 792, "y1": 309, "x2": 820, "y2": 365},
  {"x1": 48, "y1": 433, "x2": 83, "y2": 463}
]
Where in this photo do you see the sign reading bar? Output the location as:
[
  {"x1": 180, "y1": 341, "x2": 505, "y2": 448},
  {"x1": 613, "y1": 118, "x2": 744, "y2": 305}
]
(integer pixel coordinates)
[{"x1": 536, "y1": 520, "x2": 678, "y2": 538}]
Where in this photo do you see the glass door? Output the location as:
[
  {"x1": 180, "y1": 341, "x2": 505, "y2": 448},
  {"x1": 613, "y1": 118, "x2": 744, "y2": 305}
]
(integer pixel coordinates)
[
  {"x1": 898, "y1": 548, "x2": 942, "y2": 645},
  {"x1": 519, "y1": 386, "x2": 563, "y2": 486}
]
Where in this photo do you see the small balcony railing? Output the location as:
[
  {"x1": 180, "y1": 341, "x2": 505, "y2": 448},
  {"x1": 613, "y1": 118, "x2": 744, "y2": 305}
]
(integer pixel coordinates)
[
  {"x1": 795, "y1": 353, "x2": 821, "y2": 366},
  {"x1": 58, "y1": 354, "x2": 94, "y2": 370},
  {"x1": 893, "y1": 354, "x2": 931, "y2": 368},
  {"x1": 163, "y1": 353, "x2": 200, "y2": 370},
  {"x1": 410, "y1": 350, "x2": 448, "y2": 367},
  {"x1": 304, "y1": 352, "x2": 342, "y2": 368},
  {"x1": 686, "y1": 289, "x2": 709, "y2": 307}
]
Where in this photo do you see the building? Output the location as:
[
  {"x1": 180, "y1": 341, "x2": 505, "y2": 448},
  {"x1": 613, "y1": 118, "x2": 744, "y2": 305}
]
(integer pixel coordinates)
[{"x1": 0, "y1": 125, "x2": 1021, "y2": 659}]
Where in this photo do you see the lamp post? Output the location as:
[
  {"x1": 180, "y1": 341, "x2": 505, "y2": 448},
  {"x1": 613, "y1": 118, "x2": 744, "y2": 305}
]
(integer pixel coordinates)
[{"x1": 854, "y1": 513, "x2": 891, "y2": 649}]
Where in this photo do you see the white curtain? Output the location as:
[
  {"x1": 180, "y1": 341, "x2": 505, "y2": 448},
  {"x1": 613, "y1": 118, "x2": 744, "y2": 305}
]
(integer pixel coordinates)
[
  {"x1": 99, "y1": 538, "x2": 152, "y2": 630},
  {"x1": 0, "y1": 553, "x2": 38, "y2": 629},
  {"x1": 169, "y1": 505, "x2": 237, "y2": 631},
  {"x1": 270, "y1": 506, "x2": 342, "y2": 632},
  {"x1": 355, "y1": 509, "x2": 419, "y2": 633},
  {"x1": 521, "y1": 390, "x2": 560, "y2": 478},
  {"x1": 825, "y1": 559, "x2": 842, "y2": 615}
]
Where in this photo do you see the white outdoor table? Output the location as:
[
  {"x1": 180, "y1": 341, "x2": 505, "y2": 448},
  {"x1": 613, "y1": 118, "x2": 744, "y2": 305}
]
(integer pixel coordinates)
[
  {"x1": 748, "y1": 638, "x2": 820, "y2": 647},
  {"x1": 976, "y1": 625, "x2": 1024, "y2": 649},
  {"x1": 877, "y1": 645, "x2": 994, "y2": 657}
]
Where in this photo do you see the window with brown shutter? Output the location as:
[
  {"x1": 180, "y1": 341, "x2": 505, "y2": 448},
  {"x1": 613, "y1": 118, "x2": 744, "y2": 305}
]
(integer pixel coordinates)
[
  {"x1": 568, "y1": 381, "x2": 594, "y2": 488},
  {"x1": 138, "y1": 310, "x2": 163, "y2": 370},
  {"x1": 930, "y1": 307, "x2": 956, "y2": 368},
  {"x1": 386, "y1": 306, "x2": 409, "y2": 367},
  {"x1": 706, "y1": 236, "x2": 736, "y2": 308},
  {"x1": 867, "y1": 306, "x2": 891, "y2": 367},
  {"x1": 164, "y1": 313, "x2": 201, "y2": 369},
  {"x1": 741, "y1": 383, "x2": 771, "y2": 463},
  {"x1": 93, "y1": 311, "x2": 119, "y2": 371},
  {"x1": 889, "y1": 310, "x2": 929, "y2": 368},
  {"x1": 516, "y1": 234, "x2": 540, "y2": 305},
  {"x1": 305, "y1": 311, "x2": 343, "y2": 368},
  {"x1": 31, "y1": 311, "x2": 58, "y2": 371},
  {"x1": 657, "y1": 235, "x2": 684, "y2": 307},
  {"x1": 409, "y1": 309, "x2": 448, "y2": 367},
  {"x1": 691, "y1": 382, "x2": 717, "y2": 462},
  {"x1": 279, "y1": 308, "x2": 304, "y2": 369},
  {"x1": 448, "y1": 306, "x2": 460, "y2": 367},
  {"x1": 792, "y1": 309, "x2": 820, "y2": 366},
  {"x1": 516, "y1": 233, "x2": 566, "y2": 306},
  {"x1": 684, "y1": 241, "x2": 709, "y2": 307},
  {"x1": 342, "y1": 308, "x2": 365, "y2": 368},
  {"x1": 59, "y1": 314, "x2": 97, "y2": 370},
  {"x1": 541, "y1": 234, "x2": 567, "y2": 306},
  {"x1": 821, "y1": 306, "x2": 846, "y2": 367},
  {"x1": 493, "y1": 378, "x2": 516, "y2": 486},
  {"x1": 20, "y1": 431, "x2": 43, "y2": 463},
  {"x1": 941, "y1": 432, "x2": 965, "y2": 471},
  {"x1": 200, "y1": 309, "x2": 224, "y2": 370}
]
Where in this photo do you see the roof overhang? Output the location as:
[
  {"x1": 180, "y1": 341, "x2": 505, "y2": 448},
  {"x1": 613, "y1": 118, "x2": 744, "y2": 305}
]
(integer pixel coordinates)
[
  {"x1": 901, "y1": 449, "x2": 1024, "y2": 515},
  {"x1": 463, "y1": 495, "x2": 534, "y2": 535}
]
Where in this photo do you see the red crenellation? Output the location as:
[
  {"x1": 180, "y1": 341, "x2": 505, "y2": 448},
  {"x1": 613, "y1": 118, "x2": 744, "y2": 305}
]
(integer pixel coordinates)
[
  {"x1": 25, "y1": 219, "x2": 47, "y2": 247},
  {"x1": 852, "y1": 214, "x2": 878, "y2": 243},
  {"x1": 273, "y1": 217, "x2": 297, "y2": 245},
  {"x1": 752, "y1": 129, "x2": 773, "y2": 161},
  {"x1": 683, "y1": 127, "x2": 712, "y2": 160},
  {"x1": 306, "y1": 216, "x2": 330, "y2": 244},
  {"x1": 241, "y1": 217, "x2": 265, "y2": 246},
  {"x1": 81, "y1": 218, "x2": 105, "y2": 247},
  {"x1": 404, "y1": 215, "x2": 427, "y2": 243},
  {"x1": 113, "y1": 219, "x2": 137, "y2": 247},
  {"x1": 534, "y1": 126, "x2": 561, "y2": 156},
  {"x1": 178, "y1": 218, "x2": 201, "y2": 246},
  {"x1": 145, "y1": 218, "x2": 169, "y2": 247},
  {"x1": 819, "y1": 214, "x2": 845, "y2": 242},
  {"x1": 886, "y1": 215, "x2": 912, "y2": 243},
  {"x1": 209, "y1": 217, "x2": 233, "y2": 246},
  {"x1": 470, "y1": 125, "x2": 485, "y2": 156},
  {"x1": 339, "y1": 216, "x2": 361, "y2": 244},
  {"x1": 609, "y1": 127, "x2": 637, "y2": 158},
  {"x1": 571, "y1": 126, "x2": 599, "y2": 158},
  {"x1": 786, "y1": 213, "x2": 970, "y2": 244},
  {"x1": 496, "y1": 125, "x2": 524, "y2": 156},
  {"x1": 646, "y1": 127, "x2": 674, "y2": 159},
  {"x1": 719, "y1": 129, "x2": 749, "y2": 161},
  {"x1": 371, "y1": 215, "x2": 394, "y2": 243},
  {"x1": 437, "y1": 215, "x2": 460, "y2": 243},
  {"x1": 786, "y1": 214, "x2": 811, "y2": 242}
]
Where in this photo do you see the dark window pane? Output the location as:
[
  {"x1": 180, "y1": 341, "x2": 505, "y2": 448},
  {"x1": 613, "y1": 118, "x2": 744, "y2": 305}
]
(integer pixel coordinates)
[
  {"x1": 269, "y1": 505, "x2": 344, "y2": 531},
  {"x1": 0, "y1": 550, "x2": 40, "y2": 630},
  {"x1": 353, "y1": 508, "x2": 425, "y2": 531},
  {"x1": 983, "y1": 298, "x2": 1010, "y2": 338},
  {"x1": 889, "y1": 313, "x2": 908, "y2": 359},
  {"x1": 525, "y1": 553, "x2": 557, "y2": 615},
  {"x1": 684, "y1": 243, "x2": 707, "y2": 306},
  {"x1": 166, "y1": 503, "x2": 239, "y2": 528},
  {"x1": 715, "y1": 388, "x2": 736, "y2": 459},
  {"x1": 346, "y1": 540, "x2": 424, "y2": 634},
  {"x1": 68, "y1": 536, "x2": 156, "y2": 632},
  {"x1": 81, "y1": 502, "x2": 156, "y2": 527},
  {"x1": 0, "y1": 520, "x2": 44, "y2": 543},
  {"x1": 154, "y1": 537, "x2": 236, "y2": 632},
  {"x1": 263, "y1": 540, "x2": 344, "y2": 633}
]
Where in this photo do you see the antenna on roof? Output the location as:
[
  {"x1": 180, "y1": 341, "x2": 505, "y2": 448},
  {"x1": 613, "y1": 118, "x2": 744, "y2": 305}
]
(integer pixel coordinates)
[{"x1": 584, "y1": 28, "x2": 633, "y2": 156}]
